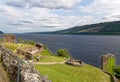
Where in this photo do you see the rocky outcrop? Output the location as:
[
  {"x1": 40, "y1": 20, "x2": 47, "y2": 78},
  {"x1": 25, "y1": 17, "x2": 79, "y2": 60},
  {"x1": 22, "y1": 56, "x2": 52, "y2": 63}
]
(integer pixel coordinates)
[{"x1": 0, "y1": 44, "x2": 51, "y2": 82}]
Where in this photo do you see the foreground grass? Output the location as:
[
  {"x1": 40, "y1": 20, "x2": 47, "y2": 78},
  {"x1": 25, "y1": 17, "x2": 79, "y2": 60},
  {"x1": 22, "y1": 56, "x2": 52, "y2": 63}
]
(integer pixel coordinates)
[{"x1": 35, "y1": 64, "x2": 111, "y2": 82}]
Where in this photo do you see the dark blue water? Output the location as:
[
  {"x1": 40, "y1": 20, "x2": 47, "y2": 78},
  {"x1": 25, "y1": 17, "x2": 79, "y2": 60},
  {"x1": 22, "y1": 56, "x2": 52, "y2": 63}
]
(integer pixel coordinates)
[{"x1": 1, "y1": 34, "x2": 120, "y2": 67}]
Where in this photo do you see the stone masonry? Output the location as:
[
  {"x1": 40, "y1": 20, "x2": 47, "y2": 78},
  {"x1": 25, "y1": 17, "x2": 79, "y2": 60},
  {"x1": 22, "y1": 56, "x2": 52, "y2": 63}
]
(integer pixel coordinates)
[
  {"x1": 101, "y1": 53, "x2": 115, "y2": 71},
  {"x1": 0, "y1": 44, "x2": 51, "y2": 82},
  {"x1": 3, "y1": 34, "x2": 16, "y2": 43}
]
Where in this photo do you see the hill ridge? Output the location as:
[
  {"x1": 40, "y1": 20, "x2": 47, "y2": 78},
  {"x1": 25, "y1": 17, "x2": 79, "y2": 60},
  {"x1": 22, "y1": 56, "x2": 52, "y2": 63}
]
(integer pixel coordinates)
[
  {"x1": 53, "y1": 21, "x2": 120, "y2": 35},
  {"x1": 25, "y1": 21, "x2": 120, "y2": 35}
]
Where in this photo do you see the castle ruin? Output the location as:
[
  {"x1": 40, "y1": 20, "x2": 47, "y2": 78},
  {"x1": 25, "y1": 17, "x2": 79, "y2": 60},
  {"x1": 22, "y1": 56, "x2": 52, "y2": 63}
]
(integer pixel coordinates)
[
  {"x1": 101, "y1": 53, "x2": 115, "y2": 72},
  {"x1": 3, "y1": 34, "x2": 16, "y2": 43}
]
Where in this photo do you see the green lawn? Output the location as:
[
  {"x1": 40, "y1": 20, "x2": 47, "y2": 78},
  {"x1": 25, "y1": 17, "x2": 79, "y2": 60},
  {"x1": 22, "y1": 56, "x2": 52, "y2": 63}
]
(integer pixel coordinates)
[
  {"x1": 39, "y1": 55, "x2": 65, "y2": 62},
  {"x1": 2, "y1": 42, "x2": 18, "y2": 51},
  {"x1": 38, "y1": 49, "x2": 65, "y2": 62},
  {"x1": 35, "y1": 64, "x2": 112, "y2": 82},
  {"x1": 2, "y1": 43, "x2": 35, "y2": 51}
]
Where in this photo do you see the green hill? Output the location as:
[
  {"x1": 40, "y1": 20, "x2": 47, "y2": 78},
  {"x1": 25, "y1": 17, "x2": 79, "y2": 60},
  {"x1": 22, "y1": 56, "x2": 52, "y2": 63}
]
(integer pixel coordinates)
[
  {"x1": 0, "y1": 31, "x2": 3, "y2": 34},
  {"x1": 51, "y1": 21, "x2": 120, "y2": 35}
]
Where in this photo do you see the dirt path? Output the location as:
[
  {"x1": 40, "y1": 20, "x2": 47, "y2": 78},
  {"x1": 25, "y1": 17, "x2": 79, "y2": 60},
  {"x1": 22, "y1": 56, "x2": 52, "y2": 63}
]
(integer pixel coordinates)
[
  {"x1": 32, "y1": 60, "x2": 66, "y2": 65},
  {"x1": 0, "y1": 63, "x2": 10, "y2": 82}
]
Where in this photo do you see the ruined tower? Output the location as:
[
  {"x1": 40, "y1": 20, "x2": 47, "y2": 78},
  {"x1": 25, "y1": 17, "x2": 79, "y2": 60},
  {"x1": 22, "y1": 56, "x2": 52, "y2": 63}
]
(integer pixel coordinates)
[
  {"x1": 101, "y1": 53, "x2": 115, "y2": 72},
  {"x1": 3, "y1": 34, "x2": 16, "y2": 43}
]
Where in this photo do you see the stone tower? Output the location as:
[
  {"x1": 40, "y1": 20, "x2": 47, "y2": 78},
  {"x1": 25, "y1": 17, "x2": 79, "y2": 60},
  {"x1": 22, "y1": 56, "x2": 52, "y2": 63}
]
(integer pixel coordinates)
[
  {"x1": 101, "y1": 53, "x2": 115, "y2": 72},
  {"x1": 3, "y1": 34, "x2": 16, "y2": 43}
]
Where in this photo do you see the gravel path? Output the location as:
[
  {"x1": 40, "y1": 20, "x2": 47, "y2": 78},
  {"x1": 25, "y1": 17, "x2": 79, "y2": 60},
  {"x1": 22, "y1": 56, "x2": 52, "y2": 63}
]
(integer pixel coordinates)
[{"x1": 32, "y1": 60, "x2": 66, "y2": 65}]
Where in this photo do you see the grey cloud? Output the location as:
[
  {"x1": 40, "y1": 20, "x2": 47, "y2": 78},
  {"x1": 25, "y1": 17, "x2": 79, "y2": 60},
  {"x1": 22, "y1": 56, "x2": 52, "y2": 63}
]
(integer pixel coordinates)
[
  {"x1": 19, "y1": 20, "x2": 33, "y2": 24},
  {"x1": 8, "y1": 20, "x2": 33, "y2": 26},
  {"x1": 31, "y1": 4, "x2": 71, "y2": 9},
  {"x1": 30, "y1": 0, "x2": 73, "y2": 9},
  {"x1": 0, "y1": 8, "x2": 6, "y2": 12},
  {"x1": 103, "y1": 14, "x2": 120, "y2": 20},
  {"x1": 5, "y1": 0, "x2": 81, "y2": 9},
  {"x1": 42, "y1": 26, "x2": 60, "y2": 28},
  {"x1": 111, "y1": 15, "x2": 120, "y2": 18},
  {"x1": 6, "y1": 2, "x2": 25, "y2": 8},
  {"x1": 5, "y1": 0, "x2": 27, "y2": 8},
  {"x1": 8, "y1": 23, "x2": 24, "y2": 26}
]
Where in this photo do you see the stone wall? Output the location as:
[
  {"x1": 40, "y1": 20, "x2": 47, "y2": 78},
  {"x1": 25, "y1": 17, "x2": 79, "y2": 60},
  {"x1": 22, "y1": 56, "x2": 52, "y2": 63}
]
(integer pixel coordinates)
[
  {"x1": 0, "y1": 44, "x2": 51, "y2": 82},
  {"x1": 101, "y1": 54, "x2": 115, "y2": 71},
  {"x1": 3, "y1": 34, "x2": 16, "y2": 43}
]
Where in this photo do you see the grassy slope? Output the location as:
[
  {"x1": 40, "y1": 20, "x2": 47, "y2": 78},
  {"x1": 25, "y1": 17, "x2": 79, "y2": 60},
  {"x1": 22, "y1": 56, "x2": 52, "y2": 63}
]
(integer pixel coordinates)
[
  {"x1": 39, "y1": 55, "x2": 65, "y2": 62},
  {"x1": 35, "y1": 64, "x2": 111, "y2": 82},
  {"x1": 52, "y1": 21, "x2": 120, "y2": 35},
  {"x1": 2, "y1": 43, "x2": 112, "y2": 82},
  {"x1": 39, "y1": 49, "x2": 65, "y2": 62}
]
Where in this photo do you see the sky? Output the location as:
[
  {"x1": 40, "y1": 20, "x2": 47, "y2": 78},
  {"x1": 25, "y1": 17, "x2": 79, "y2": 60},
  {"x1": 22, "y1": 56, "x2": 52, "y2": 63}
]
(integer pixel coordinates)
[{"x1": 0, "y1": 0, "x2": 120, "y2": 33}]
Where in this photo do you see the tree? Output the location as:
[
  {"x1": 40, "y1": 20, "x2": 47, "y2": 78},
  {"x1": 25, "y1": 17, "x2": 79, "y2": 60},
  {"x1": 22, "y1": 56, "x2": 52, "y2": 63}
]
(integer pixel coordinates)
[
  {"x1": 56, "y1": 49, "x2": 70, "y2": 58},
  {"x1": 27, "y1": 40, "x2": 35, "y2": 45},
  {"x1": 107, "y1": 56, "x2": 116, "y2": 74},
  {"x1": 113, "y1": 66, "x2": 120, "y2": 78},
  {"x1": 18, "y1": 38, "x2": 24, "y2": 43}
]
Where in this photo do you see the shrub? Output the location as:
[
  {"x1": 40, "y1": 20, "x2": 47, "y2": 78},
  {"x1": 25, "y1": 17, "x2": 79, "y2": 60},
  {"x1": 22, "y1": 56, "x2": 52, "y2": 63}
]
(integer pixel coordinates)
[
  {"x1": 27, "y1": 40, "x2": 35, "y2": 45},
  {"x1": 113, "y1": 66, "x2": 120, "y2": 78},
  {"x1": 18, "y1": 38, "x2": 24, "y2": 43},
  {"x1": 107, "y1": 56, "x2": 116, "y2": 74},
  {"x1": 44, "y1": 44, "x2": 48, "y2": 50},
  {"x1": 56, "y1": 49, "x2": 70, "y2": 58}
]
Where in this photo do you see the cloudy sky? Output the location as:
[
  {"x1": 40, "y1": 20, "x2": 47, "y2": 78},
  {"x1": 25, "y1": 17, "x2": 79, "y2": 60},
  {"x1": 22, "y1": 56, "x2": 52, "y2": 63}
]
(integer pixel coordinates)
[{"x1": 0, "y1": 0, "x2": 120, "y2": 33}]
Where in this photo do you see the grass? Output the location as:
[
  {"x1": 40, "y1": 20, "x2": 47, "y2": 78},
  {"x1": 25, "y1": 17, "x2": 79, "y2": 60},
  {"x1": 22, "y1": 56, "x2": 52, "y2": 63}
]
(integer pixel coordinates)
[
  {"x1": 2, "y1": 42, "x2": 35, "y2": 51},
  {"x1": 3, "y1": 42, "x2": 65, "y2": 62},
  {"x1": 39, "y1": 55, "x2": 65, "y2": 62},
  {"x1": 107, "y1": 56, "x2": 116, "y2": 74},
  {"x1": 2, "y1": 42, "x2": 18, "y2": 51},
  {"x1": 1, "y1": 42, "x2": 112, "y2": 82},
  {"x1": 35, "y1": 64, "x2": 112, "y2": 82},
  {"x1": 36, "y1": 49, "x2": 65, "y2": 62},
  {"x1": 40, "y1": 49, "x2": 53, "y2": 55},
  {"x1": 0, "y1": 61, "x2": 14, "y2": 82}
]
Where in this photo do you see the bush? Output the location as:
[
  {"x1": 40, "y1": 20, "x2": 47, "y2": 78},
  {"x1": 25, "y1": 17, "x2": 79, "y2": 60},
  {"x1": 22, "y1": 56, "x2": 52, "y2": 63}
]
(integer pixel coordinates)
[
  {"x1": 113, "y1": 66, "x2": 120, "y2": 78},
  {"x1": 56, "y1": 49, "x2": 70, "y2": 58},
  {"x1": 107, "y1": 56, "x2": 116, "y2": 74},
  {"x1": 18, "y1": 38, "x2": 24, "y2": 43},
  {"x1": 44, "y1": 44, "x2": 48, "y2": 50},
  {"x1": 27, "y1": 40, "x2": 35, "y2": 45}
]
